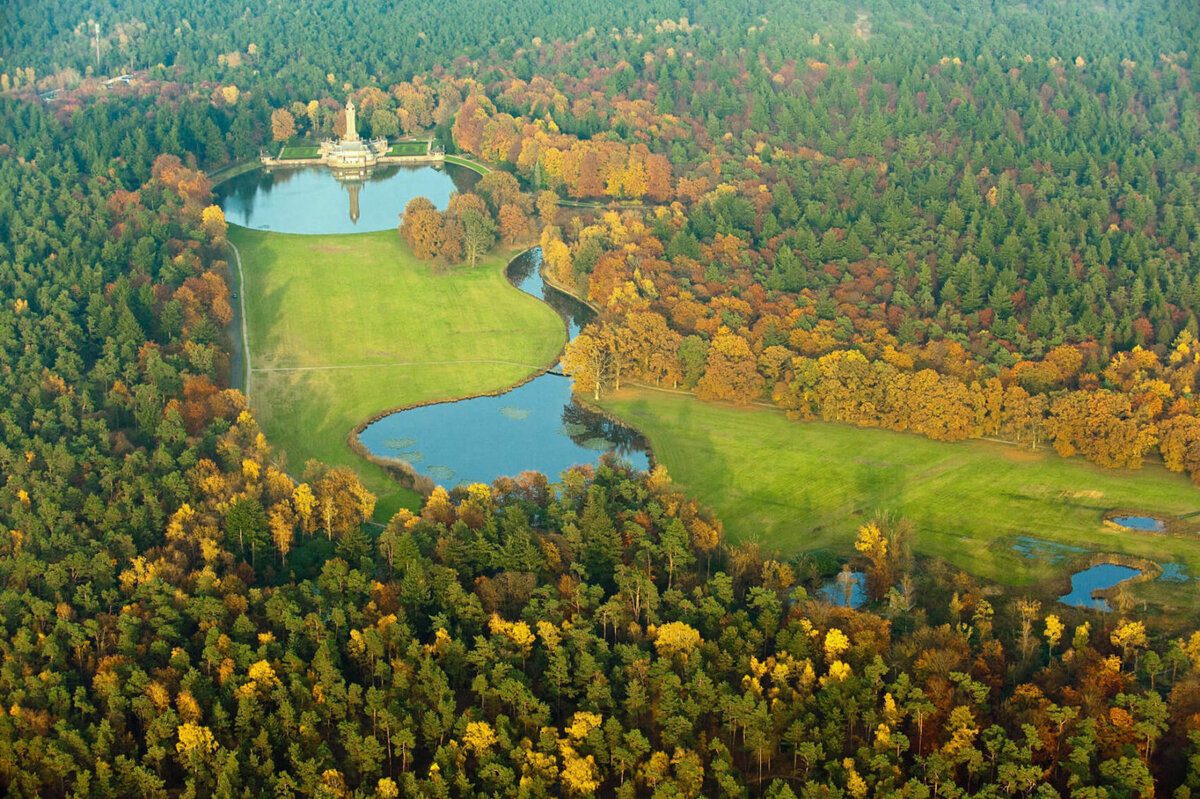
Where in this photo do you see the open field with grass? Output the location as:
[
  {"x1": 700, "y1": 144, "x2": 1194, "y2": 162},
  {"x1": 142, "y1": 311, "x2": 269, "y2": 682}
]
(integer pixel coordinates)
[
  {"x1": 231, "y1": 227, "x2": 565, "y2": 519},
  {"x1": 279, "y1": 145, "x2": 321, "y2": 159},
  {"x1": 387, "y1": 141, "x2": 429, "y2": 156},
  {"x1": 602, "y1": 389, "x2": 1200, "y2": 606}
]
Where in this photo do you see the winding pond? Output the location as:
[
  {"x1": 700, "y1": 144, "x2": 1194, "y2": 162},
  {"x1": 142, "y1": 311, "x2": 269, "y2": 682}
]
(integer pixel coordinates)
[
  {"x1": 357, "y1": 248, "x2": 651, "y2": 487},
  {"x1": 214, "y1": 163, "x2": 480, "y2": 234},
  {"x1": 1059, "y1": 564, "x2": 1142, "y2": 611}
]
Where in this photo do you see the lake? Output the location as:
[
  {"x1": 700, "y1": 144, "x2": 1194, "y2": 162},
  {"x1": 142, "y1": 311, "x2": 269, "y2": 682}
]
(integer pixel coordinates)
[
  {"x1": 214, "y1": 163, "x2": 480, "y2": 235},
  {"x1": 356, "y1": 249, "x2": 651, "y2": 487}
]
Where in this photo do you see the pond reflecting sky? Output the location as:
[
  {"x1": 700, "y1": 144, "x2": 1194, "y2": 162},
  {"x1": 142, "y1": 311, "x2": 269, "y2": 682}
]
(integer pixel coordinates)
[{"x1": 215, "y1": 163, "x2": 479, "y2": 234}]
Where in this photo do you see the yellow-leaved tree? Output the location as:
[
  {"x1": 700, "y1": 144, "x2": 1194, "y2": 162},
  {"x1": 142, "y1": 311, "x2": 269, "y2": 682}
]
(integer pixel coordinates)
[
  {"x1": 463, "y1": 721, "x2": 497, "y2": 756},
  {"x1": 1044, "y1": 614, "x2": 1064, "y2": 661},
  {"x1": 654, "y1": 621, "x2": 701, "y2": 659},
  {"x1": 824, "y1": 628, "x2": 850, "y2": 662},
  {"x1": 176, "y1": 722, "x2": 217, "y2": 759},
  {"x1": 201, "y1": 205, "x2": 227, "y2": 242},
  {"x1": 562, "y1": 331, "x2": 614, "y2": 401},
  {"x1": 1112, "y1": 620, "x2": 1148, "y2": 669},
  {"x1": 560, "y1": 747, "x2": 600, "y2": 796}
]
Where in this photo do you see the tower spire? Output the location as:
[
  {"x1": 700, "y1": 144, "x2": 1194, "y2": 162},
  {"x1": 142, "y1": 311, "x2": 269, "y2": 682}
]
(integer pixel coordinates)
[{"x1": 344, "y1": 97, "x2": 359, "y2": 142}]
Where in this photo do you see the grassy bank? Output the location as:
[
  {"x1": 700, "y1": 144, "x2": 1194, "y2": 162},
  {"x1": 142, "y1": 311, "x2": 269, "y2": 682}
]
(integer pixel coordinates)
[
  {"x1": 601, "y1": 389, "x2": 1200, "y2": 592},
  {"x1": 231, "y1": 227, "x2": 564, "y2": 519},
  {"x1": 442, "y1": 154, "x2": 491, "y2": 175}
]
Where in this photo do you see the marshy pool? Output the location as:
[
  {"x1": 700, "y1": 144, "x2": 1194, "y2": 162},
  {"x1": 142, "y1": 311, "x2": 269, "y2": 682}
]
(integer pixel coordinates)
[
  {"x1": 1059, "y1": 563, "x2": 1141, "y2": 611},
  {"x1": 1109, "y1": 515, "x2": 1167, "y2": 532},
  {"x1": 1010, "y1": 536, "x2": 1089, "y2": 563},
  {"x1": 1158, "y1": 562, "x2": 1192, "y2": 583}
]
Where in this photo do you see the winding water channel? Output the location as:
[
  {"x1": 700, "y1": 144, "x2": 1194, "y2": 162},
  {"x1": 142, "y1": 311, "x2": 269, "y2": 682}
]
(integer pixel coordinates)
[{"x1": 357, "y1": 248, "x2": 651, "y2": 487}]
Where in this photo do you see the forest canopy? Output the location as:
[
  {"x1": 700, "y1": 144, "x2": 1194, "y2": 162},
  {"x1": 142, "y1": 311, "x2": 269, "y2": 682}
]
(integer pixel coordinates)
[{"x1": 2, "y1": 0, "x2": 1200, "y2": 795}]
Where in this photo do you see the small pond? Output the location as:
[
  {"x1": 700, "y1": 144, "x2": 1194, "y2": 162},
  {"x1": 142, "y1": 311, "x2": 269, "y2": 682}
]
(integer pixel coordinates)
[
  {"x1": 356, "y1": 249, "x2": 650, "y2": 487},
  {"x1": 1059, "y1": 564, "x2": 1142, "y2": 611},
  {"x1": 214, "y1": 163, "x2": 480, "y2": 235},
  {"x1": 1109, "y1": 515, "x2": 1167, "y2": 532},
  {"x1": 818, "y1": 570, "x2": 868, "y2": 608}
]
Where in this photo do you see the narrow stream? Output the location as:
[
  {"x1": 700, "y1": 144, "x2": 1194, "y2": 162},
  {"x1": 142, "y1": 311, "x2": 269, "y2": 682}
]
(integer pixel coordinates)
[{"x1": 356, "y1": 248, "x2": 650, "y2": 487}]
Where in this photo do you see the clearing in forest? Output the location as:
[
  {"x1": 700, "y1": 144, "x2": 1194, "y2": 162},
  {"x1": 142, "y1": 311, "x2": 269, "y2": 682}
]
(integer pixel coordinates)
[
  {"x1": 601, "y1": 388, "x2": 1200, "y2": 608},
  {"x1": 231, "y1": 227, "x2": 564, "y2": 519}
]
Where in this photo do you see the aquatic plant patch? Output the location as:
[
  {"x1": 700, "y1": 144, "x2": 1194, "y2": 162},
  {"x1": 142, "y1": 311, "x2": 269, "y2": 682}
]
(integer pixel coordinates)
[
  {"x1": 426, "y1": 465, "x2": 457, "y2": 483},
  {"x1": 1010, "y1": 536, "x2": 1090, "y2": 564}
]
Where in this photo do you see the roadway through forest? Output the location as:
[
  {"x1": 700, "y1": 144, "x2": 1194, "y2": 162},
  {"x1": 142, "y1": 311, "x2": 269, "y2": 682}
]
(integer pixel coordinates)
[{"x1": 226, "y1": 239, "x2": 252, "y2": 397}]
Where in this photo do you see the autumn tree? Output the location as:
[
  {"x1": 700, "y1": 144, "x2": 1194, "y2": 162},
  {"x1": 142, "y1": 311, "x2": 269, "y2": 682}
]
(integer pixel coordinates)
[
  {"x1": 401, "y1": 196, "x2": 445, "y2": 260},
  {"x1": 535, "y1": 190, "x2": 559, "y2": 229},
  {"x1": 270, "y1": 108, "x2": 297, "y2": 142},
  {"x1": 476, "y1": 170, "x2": 522, "y2": 214},
  {"x1": 563, "y1": 330, "x2": 616, "y2": 400},
  {"x1": 695, "y1": 330, "x2": 764, "y2": 404},
  {"x1": 498, "y1": 203, "x2": 529, "y2": 244},
  {"x1": 201, "y1": 205, "x2": 228, "y2": 242},
  {"x1": 460, "y1": 208, "x2": 496, "y2": 267}
]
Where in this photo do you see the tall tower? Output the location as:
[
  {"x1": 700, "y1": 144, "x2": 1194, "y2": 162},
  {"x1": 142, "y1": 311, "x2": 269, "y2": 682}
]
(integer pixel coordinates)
[{"x1": 344, "y1": 98, "x2": 359, "y2": 142}]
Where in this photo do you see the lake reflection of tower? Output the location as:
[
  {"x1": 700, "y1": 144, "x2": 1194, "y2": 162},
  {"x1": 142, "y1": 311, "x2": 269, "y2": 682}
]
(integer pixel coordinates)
[{"x1": 347, "y1": 181, "x2": 361, "y2": 223}]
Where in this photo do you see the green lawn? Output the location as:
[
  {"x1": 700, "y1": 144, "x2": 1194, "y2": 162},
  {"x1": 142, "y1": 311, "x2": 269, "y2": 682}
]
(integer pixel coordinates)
[
  {"x1": 442, "y1": 154, "x2": 490, "y2": 175},
  {"x1": 279, "y1": 145, "x2": 321, "y2": 160},
  {"x1": 231, "y1": 227, "x2": 565, "y2": 519},
  {"x1": 601, "y1": 389, "x2": 1200, "y2": 597},
  {"x1": 387, "y1": 141, "x2": 429, "y2": 156}
]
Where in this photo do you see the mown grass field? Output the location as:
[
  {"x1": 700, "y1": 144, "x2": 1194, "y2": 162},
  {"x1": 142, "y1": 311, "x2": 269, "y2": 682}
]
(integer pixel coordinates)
[
  {"x1": 279, "y1": 145, "x2": 321, "y2": 159},
  {"x1": 231, "y1": 227, "x2": 565, "y2": 519},
  {"x1": 601, "y1": 389, "x2": 1200, "y2": 605},
  {"x1": 388, "y1": 141, "x2": 429, "y2": 156}
]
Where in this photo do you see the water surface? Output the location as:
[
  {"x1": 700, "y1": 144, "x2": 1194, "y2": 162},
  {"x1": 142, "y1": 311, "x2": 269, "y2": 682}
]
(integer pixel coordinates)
[
  {"x1": 1110, "y1": 515, "x2": 1167, "y2": 532},
  {"x1": 819, "y1": 571, "x2": 868, "y2": 608},
  {"x1": 357, "y1": 249, "x2": 650, "y2": 487},
  {"x1": 1059, "y1": 564, "x2": 1141, "y2": 611},
  {"x1": 215, "y1": 163, "x2": 479, "y2": 234}
]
